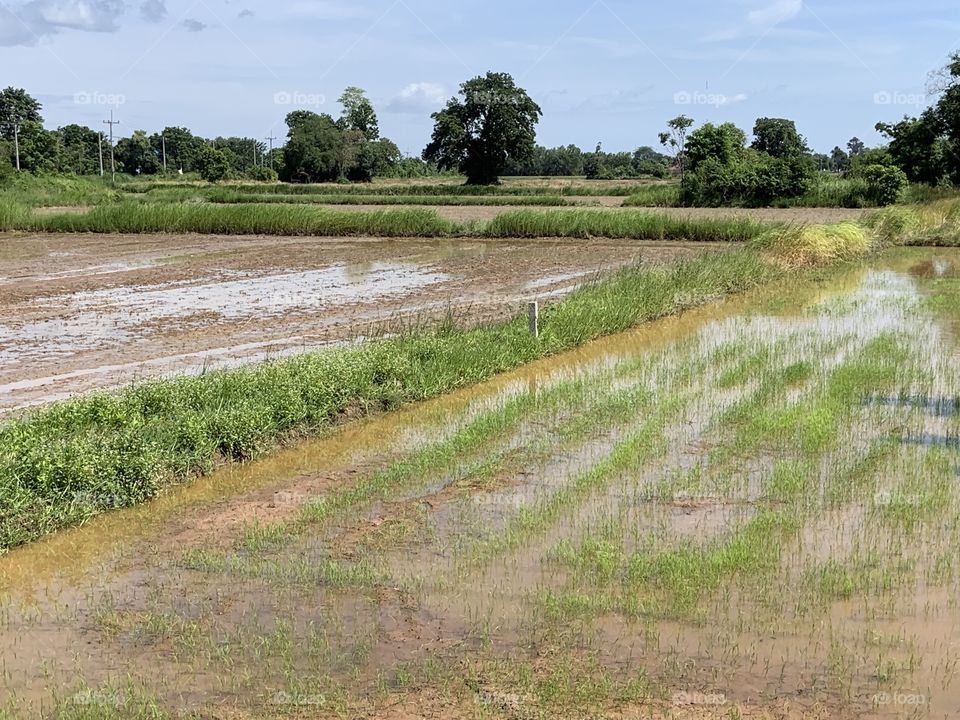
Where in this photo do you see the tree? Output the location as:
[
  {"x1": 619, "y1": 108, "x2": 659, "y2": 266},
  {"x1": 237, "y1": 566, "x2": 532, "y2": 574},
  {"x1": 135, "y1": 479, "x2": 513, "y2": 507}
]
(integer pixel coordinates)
[
  {"x1": 13, "y1": 121, "x2": 59, "y2": 172},
  {"x1": 829, "y1": 146, "x2": 850, "y2": 173},
  {"x1": 860, "y1": 164, "x2": 908, "y2": 206},
  {"x1": 876, "y1": 113, "x2": 949, "y2": 184},
  {"x1": 280, "y1": 111, "x2": 342, "y2": 183},
  {"x1": 658, "y1": 115, "x2": 694, "y2": 184},
  {"x1": 195, "y1": 145, "x2": 230, "y2": 182},
  {"x1": 847, "y1": 137, "x2": 866, "y2": 157},
  {"x1": 0, "y1": 87, "x2": 42, "y2": 140},
  {"x1": 751, "y1": 118, "x2": 810, "y2": 159},
  {"x1": 686, "y1": 122, "x2": 747, "y2": 173},
  {"x1": 423, "y1": 72, "x2": 542, "y2": 185},
  {"x1": 57, "y1": 124, "x2": 102, "y2": 175},
  {"x1": 631, "y1": 146, "x2": 670, "y2": 178},
  {"x1": 338, "y1": 87, "x2": 379, "y2": 141},
  {"x1": 149, "y1": 127, "x2": 205, "y2": 173},
  {"x1": 115, "y1": 130, "x2": 161, "y2": 175}
]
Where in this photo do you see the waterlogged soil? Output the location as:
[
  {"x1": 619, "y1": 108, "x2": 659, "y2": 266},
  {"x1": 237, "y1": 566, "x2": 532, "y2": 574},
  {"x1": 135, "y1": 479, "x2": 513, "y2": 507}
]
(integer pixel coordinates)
[
  {"x1": 0, "y1": 232, "x2": 723, "y2": 415},
  {"x1": 1, "y1": 250, "x2": 958, "y2": 720}
]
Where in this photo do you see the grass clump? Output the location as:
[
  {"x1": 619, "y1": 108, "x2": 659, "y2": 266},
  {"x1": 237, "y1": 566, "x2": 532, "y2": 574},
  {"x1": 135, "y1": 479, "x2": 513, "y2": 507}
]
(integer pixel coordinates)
[
  {"x1": 750, "y1": 221, "x2": 871, "y2": 266},
  {"x1": 864, "y1": 199, "x2": 960, "y2": 246},
  {"x1": 485, "y1": 208, "x2": 770, "y2": 242}
]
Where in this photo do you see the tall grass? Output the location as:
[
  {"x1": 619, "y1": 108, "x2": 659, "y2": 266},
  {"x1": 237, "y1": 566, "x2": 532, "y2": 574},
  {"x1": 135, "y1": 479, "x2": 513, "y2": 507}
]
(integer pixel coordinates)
[
  {"x1": 864, "y1": 199, "x2": 960, "y2": 247},
  {"x1": 13, "y1": 202, "x2": 771, "y2": 242},
  {"x1": 622, "y1": 184, "x2": 683, "y2": 207},
  {"x1": 750, "y1": 222, "x2": 872, "y2": 266},
  {"x1": 152, "y1": 187, "x2": 569, "y2": 206},
  {"x1": 0, "y1": 250, "x2": 781, "y2": 551},
  {"x1": 23, "y1": 202, "x2": 458, "y2": 237},
  {"x1": 485, "y1": 208, "x2": 771, "y2": 242}
]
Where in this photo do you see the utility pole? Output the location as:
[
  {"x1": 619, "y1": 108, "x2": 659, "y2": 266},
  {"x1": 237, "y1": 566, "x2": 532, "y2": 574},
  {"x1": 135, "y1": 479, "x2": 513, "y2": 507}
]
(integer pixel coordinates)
[
  {"x1": 98, "y1": 131, "x2": 104, "y2": 176},
  {"x1": 103, "y1": 110, "x2": 120, "y2": 183},
  {"x1": 162, "y1": 134, "x2": 167, "y2": 174},
  {"x1": 265, "y1": 135, "x2": 276, "y2": 170},
  {"x1": 12, "y1": 123, "x2": 20, "y2": 171}
]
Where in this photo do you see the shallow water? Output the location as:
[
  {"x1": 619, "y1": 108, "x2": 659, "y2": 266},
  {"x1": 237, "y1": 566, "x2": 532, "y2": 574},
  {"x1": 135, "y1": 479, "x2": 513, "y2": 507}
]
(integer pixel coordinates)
[{"x1": 2, "y1": 249, "x2": 959, "y2": 719}]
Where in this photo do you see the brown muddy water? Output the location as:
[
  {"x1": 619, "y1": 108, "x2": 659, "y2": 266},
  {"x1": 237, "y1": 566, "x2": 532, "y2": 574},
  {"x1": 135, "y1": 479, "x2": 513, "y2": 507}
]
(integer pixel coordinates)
[{"x1": 1, "y1": 249, "x2": 959, "y2": 719}]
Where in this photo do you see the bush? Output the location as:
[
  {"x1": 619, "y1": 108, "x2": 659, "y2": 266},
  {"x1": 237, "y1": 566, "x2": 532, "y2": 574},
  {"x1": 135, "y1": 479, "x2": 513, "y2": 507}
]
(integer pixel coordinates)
[
  {"x1": 247, "y1": 165, "x2": 279, "y2": 182},
  {"x1": 684, "y1": 151, "x2": 813, "y2": 207},
  {"x1": 195, "y1": 146, "x2": 231, "y2": 183},
  {"x1": 860, "y1": 164, "x2": 908, "y2": 206}
]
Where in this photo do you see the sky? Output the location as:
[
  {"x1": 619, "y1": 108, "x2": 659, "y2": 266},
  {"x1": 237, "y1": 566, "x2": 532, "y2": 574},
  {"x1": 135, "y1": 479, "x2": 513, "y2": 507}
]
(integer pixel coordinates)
[{"x1": 1, "y1": 0, "x2": 957, "y2": 156}]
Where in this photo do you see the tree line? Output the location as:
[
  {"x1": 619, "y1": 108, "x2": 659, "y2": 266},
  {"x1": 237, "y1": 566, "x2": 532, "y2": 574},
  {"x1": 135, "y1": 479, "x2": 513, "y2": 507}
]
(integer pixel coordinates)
[{"x1": 2, "y1": 52, "x2": 960, "y2": 199}]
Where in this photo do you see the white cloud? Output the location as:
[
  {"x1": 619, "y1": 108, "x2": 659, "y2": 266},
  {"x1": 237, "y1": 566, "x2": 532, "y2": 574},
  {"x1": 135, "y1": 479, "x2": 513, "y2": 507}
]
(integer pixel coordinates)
[
  {"x1": 747, "y1": 0, "x2": 802, "y2": 27},
  {"x1": 386, "y1": 82, "x2": 447, "y2": 114},
  {"x1": 0, "y1": 0, "x2": 124, "y2": 45},
  {"x1": 139, "y1": 0, "x2": 165, "y2": 23},
  {"x1": 182, "y1": 18, "x2": 206, "y2": 32}
]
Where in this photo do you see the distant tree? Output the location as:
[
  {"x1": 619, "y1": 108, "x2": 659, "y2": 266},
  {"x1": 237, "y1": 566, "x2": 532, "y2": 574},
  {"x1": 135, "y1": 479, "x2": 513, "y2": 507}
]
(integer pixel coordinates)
[
  {"x1": 195, "y1": 145, "x2": 230, "y2": 182},
  {"x1": 658, "y1": 115, "x2": 694, "y2": 184},
  {"x1": 280, "y1": 111, "x2": 342, "y2": 183},
  {"x1": 115, "y1": 130, "x2": 161, "y2": 175},
  {"x1": 57, "y1": 124, "x2": 102, "y2": 175},
  {"x1": 13, "y1": 121, "x2": 59, "y2": 172},
  {"x1": 338, "y1": 87, "x2": 379, "y2": 141},
  {"x1": 423, "y1": 72, "x2": 542, "y2": 185},
  {"x1": 751, "y1": 118, "x2": 810, "y2": 159},
  {"x1": 686, "y1": 122, "x2": 747, "y2": 172},
  {"x1": 876, "y1": 113, "x2": 949, "y2": 184},
  {"x1": 0, "y1": 87, "x2": 42, "y2": 140},
  {"x1": 829, "y1": 146, "x2": 850, "y2": 173},
  {"x1": 631, "y1": 146, "x2": 670, "y2": 178},
  {"x1": 149, "y1": 127, "x2": 205, "y2": 173},
  {"x1": 846, "y1": 137, "x2": 866, "y2": 157}
]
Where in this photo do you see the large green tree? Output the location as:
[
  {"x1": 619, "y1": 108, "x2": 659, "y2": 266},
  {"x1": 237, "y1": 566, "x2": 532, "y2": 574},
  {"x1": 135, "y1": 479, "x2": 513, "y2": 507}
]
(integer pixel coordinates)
[
  {"x1": 423, "y1": 72, "x2": 542, "y2": 185},
  {"x1": 148, "y1": 127, "x2": 205, "y2": 173},
  {"x1": 338, "y1": 87, "x2": 379, "y2": 141},
  {"x1": 116, "y1": 130, "x2": 161, "y2": 175},
  {"x1": 751, "y1": 118, "x2": 810, "y2": 159},
  {"x1": 0, "y1": 87, "x2": 42, "y2": 140},
  {"x1": 280, "y1": 111, "x2": 342, "y2": 183},
  {"x1": 57, "y1": 124, "x2": 102, "y2": 175}
]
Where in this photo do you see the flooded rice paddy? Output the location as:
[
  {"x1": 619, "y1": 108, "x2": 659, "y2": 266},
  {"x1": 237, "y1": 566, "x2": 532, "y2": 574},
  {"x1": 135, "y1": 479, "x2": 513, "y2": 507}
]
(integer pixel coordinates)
[
  {"x1": 0, "y1": 232, "x2": 722, "y2": 415},
  {"x1": 0, "y1": 249, "x2": 959, "y2": 719}
]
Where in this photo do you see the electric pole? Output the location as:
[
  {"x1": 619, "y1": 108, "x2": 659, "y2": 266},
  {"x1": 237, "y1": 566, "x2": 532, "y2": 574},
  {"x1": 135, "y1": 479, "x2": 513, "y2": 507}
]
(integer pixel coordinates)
[
  {"x1": 12, "y1": 123, "x2": 20, "y2": 171},
  {"x1": 98, "y1": 131, "x2": 104, "y2": 177},
  {"x1": 265, "y1": 135, "x2": 276, "y2": 170},
  {"x1": 162, "y1": 134, "x2": 167, "y2": 174},
  {"x1": 103, "y1": 110, "x2": 119, "y2": 184}
]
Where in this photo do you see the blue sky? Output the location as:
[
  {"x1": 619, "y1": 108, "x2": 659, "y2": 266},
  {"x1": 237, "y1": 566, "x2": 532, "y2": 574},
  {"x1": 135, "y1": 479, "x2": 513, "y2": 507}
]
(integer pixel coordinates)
[{"x1": 2, "y1": 0, "x2": 957, "y2": 155}]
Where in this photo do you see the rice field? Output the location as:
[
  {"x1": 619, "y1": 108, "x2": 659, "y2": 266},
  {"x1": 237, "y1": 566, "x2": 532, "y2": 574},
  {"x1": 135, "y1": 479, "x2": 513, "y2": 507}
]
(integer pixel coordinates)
[{"x1": 0, "y1": 246, "x2": 958, "y2": 719}]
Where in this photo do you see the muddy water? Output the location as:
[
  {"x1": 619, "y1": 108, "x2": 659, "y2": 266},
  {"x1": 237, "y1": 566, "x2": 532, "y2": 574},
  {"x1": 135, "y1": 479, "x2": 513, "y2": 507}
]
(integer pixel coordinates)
[
  {"x1": 1, "y1": 250, "x2": 959, "y2": 719},
  {"x1": 0, "y1": 234, "x2": 719, "y2": 416}
]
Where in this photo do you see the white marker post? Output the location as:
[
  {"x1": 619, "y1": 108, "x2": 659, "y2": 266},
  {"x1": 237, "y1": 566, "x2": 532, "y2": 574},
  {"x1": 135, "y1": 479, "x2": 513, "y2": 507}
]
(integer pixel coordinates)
[{"x1": 528, "y1": 301, "x2": 539, "y2": 339}]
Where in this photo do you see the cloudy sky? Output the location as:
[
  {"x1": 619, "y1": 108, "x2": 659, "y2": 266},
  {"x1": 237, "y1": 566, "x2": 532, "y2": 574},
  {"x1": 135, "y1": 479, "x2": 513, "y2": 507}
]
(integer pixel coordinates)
[{"x1": 1, "y1": 0, "x2": 956, "y2": 155}]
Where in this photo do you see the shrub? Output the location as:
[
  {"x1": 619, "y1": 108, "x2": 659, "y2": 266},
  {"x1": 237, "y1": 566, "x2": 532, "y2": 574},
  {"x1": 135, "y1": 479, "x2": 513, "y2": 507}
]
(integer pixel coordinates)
[
  {"x1": 195, "y1": 146, "x2": 231, "y2": 183},
  {"x1": 246, "y1": 165, "x2": 279, "y2": 182},
  {"x1": 860, "y1": 164, "x2": 908, "y2": 206}
]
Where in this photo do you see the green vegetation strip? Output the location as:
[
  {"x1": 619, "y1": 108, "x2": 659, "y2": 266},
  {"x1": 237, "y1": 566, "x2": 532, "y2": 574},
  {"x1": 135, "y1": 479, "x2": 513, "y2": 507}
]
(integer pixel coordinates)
[
  {"x1": 0, "y1": 250, "x2": 780, "y2": 551},
  {"x1": 144, "y1": 187, "x2": 570, "y2": 206},
  {"x1": 2, "y1": 201, "x2": 771, "y2": 242},
  {"x1": 127, "y1": 181, "x2": 646, "y2": 197}
]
